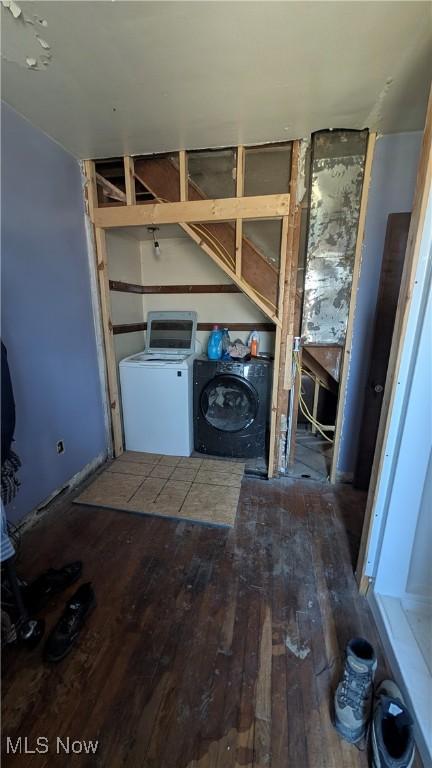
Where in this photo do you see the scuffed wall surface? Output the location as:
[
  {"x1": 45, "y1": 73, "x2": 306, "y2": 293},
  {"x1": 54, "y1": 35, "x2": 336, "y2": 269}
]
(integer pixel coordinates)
[
  {"x1": 106, "y1": 232, "x2": 145, "y2": 367},
  {"x1": 1, "y1": 103, "x2": 107, "y2": 523},
  {"x1": 302, "y1": 131, "x2": 368, "y2": 343},
  {"x1": 337, "y1": 131, "x2": 422, "y2": 475}
]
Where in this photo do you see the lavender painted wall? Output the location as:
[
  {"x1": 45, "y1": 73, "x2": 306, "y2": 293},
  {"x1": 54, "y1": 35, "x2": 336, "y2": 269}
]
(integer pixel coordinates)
[
  {"x1": 338, "y1": 132, "x2": 422, "y2": 475},
  {"x1": 1, "y1": 103, "x2": 107, "y2": 522}
]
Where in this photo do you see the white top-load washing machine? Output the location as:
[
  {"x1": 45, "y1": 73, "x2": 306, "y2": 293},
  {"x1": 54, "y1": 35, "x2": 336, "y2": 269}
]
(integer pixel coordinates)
[{"x1": 119, "y1": 311, "x2": 197, "y2": 456}]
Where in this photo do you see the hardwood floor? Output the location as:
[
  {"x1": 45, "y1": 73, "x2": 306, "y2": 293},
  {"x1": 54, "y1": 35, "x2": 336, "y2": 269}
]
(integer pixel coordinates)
[{"x1": 2, "y1": 477, "x2": 390, "y2": 767}]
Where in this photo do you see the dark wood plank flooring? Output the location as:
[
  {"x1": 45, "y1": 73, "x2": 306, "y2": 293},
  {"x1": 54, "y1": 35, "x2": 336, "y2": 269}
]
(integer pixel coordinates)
[{"x1": 2, "y1": 477, "x2": 392, "y2": 767}]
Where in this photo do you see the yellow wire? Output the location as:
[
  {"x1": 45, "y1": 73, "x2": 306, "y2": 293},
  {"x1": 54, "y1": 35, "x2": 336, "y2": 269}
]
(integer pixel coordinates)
[
  {"x1": 155, "y1": 195, "x2": 278, "y2": 313},
  {"x1": 293, "y1": 352, "x2": 334, "y2": 444}
]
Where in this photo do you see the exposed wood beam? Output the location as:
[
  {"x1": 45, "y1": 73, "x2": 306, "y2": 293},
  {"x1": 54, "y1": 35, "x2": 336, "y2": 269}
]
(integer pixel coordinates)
[
  {"x1": 84, "y1": 160, "x2": 98, "y2": 221},
  {"x1": 179, "y1": 150, "x2": 188, "y2": 202},
  {"x1": 235, "y1": 146, "x2": 245, "y2": 279},
  {"x1": 96, "y1": 173, "x2": 126, "y2": 203},
  {"x1": 302, "y1": 348, "x2": 338, "y2": 395},
  {"x1": 268, "y1": 214, "x2": 291, "y2": 478},
  {"x1": 109, "y1": 280, "x2": 241, "y2": 295},
  {"x1": 236, "y1": 146, "x2": 245, "y2": 197},
  {"x1": 311, "y1": 378, "x2": 320, "y2": 435},
  {"x1": 92, "y1": 194, "x2": 290, "y2": 228},
  {"x1": 124, "y1": 156, "x2": 136, "y2": 205},
  {"x1": 181, "y1": 222, "x2": 280, "y2": 325},
  {"x1": 278, "y1": 216, "x2": 289, "y2": 317},
  {"x1": 235, "y1": 220, "x2": 243, "y2": 279},
  {"x1": 330, "y1": 132, "x2": 377, "y2": 484},
  {"x1": 133, "y1": 156, "x2": 279, "y2": 308},
  {"x1": 357, "y1": 91, "x2": 432, "y2": 593},
  {"x1": 94, "y1": 227, "x2": 123, "y2": 457},
  {"x1": 113, "y1": 321, "x2": 276, "y2": 335},
  {"x1": 271, "y1": 141, "x2": 303, "y2": 475}
]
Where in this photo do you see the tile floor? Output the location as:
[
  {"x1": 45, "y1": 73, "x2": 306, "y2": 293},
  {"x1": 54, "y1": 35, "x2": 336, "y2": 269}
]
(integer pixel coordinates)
[{"x1": 75, "y1": 451, "x2": 245, "y2": 527}]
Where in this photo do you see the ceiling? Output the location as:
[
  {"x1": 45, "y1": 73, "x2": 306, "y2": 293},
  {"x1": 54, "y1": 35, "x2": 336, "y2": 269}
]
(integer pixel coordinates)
[{"x1": 2, "y1": 1, "x2": 431, "y2": 159}]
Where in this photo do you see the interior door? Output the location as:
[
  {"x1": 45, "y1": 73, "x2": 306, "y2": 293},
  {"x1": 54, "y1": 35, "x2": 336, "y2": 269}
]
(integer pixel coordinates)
[{"x1": 354, "y1": 212, "x2": 411, "y2": 489}]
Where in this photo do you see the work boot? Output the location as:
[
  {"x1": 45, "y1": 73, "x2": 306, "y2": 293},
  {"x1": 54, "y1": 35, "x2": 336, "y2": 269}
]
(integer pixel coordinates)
[
  {"x1": 371, "y1": 680, "x2": 415, "y2": 768},
  {"x1": 334, "y1": 637, "x2": 377, "y2": 743},
  {"x1": 43, "y1": 582, "x2": 96, "y2": 662}
]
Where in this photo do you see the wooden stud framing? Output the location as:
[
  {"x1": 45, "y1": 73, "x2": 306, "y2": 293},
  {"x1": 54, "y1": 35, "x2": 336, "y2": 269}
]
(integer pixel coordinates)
[
  {"x1": 357, "y1": 93, "x2": 431, "y2": 593},
  {"x1": 179, "y1": 150, "x2": 188, "y2": 202},
  {"x1": 84, "y1": 159, "x2": 98, "y2": 221},
  {"x1": 277, "y1": 216, "x2": 290, "y2": 317},
  {"x1": 94, "y1": 226, "x2": 124, "y2": 457},
  {"x1": 235, "y1": 148, "x2": 244, "y2": 279},
  {"x1": 236, "y1": 146, "x2": 245, "y2": 197},
  {"x1": 124, "y1": 156, "x2": 136, "y2": 206},
  {"x1": 268, "y1": 324, "x2": 283, "y2": 478},
  {"x1": 92, "y1": 194, "x2": 290, "y2": 228},
  {"x1": 235, "y1": 220, "x2": 243, "y2": 279},
  {"x1": 181, "y1": 222, "x2": 281, "y2": 325},
  {"x1": 329, "y1": 132, "x2": 377, "y2": 483},
  {"x1": 271, "y1": 140, "x2": 303, "y2": 476},
  {"x1": 311, "y1": 378, "x2": 320, "y2": 435},
  {"x1": 87, "y1": 146, "x2": 298, "y2": 472},
  {"x1": 96, "y1": 173, "x2": 127, "y2": 204},
  {"x1": 268, "y1": 214, "x2": 291, "y2": 478}
]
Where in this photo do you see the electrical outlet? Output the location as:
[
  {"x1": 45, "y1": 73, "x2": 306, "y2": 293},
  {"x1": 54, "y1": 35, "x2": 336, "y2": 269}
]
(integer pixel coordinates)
[{"x1": 56, "y1": 440, "x2": 65, "y2": 454}]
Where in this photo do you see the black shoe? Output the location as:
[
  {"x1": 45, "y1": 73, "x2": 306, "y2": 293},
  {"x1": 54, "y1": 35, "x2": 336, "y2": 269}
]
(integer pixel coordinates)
[
  {"x1": 43, "y1": 583, "x2": 95, "y2": 662},
  {"x1": 23, "y1": 561, "x2": 82, "y2": 613},
  {"x1": 371, "y1": 680, "x2": 415, "y2": 768}
]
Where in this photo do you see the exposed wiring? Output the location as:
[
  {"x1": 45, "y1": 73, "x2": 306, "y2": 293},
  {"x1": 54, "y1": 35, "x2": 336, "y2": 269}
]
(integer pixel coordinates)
[
  {"x1": 293, "y1": 351, "x2": 334, "y2": 444},
  {"x1": 155, "y1": 195, "x2": 278, "y2": 312}
]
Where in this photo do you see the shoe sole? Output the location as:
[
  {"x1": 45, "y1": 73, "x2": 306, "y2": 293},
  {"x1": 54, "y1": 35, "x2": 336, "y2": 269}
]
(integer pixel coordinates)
[
  {"x1": 334, "y1": 717, "x2": 366, "y2": 744},
  {"x1": 43, "y1": 598, "x2": 96, "y2": 663}
]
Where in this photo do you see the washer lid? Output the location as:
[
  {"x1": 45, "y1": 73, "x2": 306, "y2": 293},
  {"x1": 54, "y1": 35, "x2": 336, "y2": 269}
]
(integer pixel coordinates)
[
  {"x1": 146, "y1": 311, "x2": 197, "y2": 354},
  {"x1": 120, "y1": 351, "x2": 192, "y2": 368}
]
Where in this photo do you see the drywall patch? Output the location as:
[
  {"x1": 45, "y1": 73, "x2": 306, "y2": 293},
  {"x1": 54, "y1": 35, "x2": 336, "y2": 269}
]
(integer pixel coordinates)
[
  {"x1": 1, "y1": 2, "x2": 51, "y2": 70},
  {"x1": 365, "y1": 78, "x2": 394, "y2": 130}
]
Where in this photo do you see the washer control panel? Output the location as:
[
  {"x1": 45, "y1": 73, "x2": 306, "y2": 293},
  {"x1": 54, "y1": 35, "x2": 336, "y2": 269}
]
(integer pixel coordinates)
[{"x1": 216, "y1": 361, "x2": 244, "y2": 375}]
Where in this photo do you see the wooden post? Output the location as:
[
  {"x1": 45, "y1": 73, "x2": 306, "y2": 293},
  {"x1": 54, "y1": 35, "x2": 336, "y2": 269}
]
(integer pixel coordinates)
[
  {"x1": 356, "y1": 91, "x2": 431, "y2": 593},
  {"x1": 94, "y1": 227, "x2": 124, "y2": 457},
  {"x1": 124, "y1": 156, "x2": 136, "y2": 206},
  {"x1": 179, "y1": 150, "x2": 188, "y2": 202},
  {"x1": 84, "y1": 159, "x2": 98, "y2": 221},
  {"x1": 311, "y1": 377, "x2": 320, "y2": 435},
  {"x1": 235, "y1": 146, "x2": 245, "y2": 278},
  {"x1": 270, "y1": 140, "x2": 303, "y2": 476},
  {"x1": 329, "y1": 132, "x2": 377, "y2": 483}
]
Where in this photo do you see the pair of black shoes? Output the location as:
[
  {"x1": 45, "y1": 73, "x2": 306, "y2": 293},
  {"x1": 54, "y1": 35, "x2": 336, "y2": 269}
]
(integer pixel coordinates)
[{"x1": 24, "y1": 562, "x2": 96, "y2": 662}]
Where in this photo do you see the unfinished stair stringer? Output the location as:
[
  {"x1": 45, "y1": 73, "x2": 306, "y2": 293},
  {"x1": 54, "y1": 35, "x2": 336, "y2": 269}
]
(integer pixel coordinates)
[{"x1": 133, "y1": 158, "x2": 280, "y2": 322}]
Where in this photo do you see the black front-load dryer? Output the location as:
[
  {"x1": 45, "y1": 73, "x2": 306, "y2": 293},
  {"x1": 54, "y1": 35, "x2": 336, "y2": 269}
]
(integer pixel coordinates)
[{"x1": 193, "y1": 356, "x2": 272, "y2": 458}]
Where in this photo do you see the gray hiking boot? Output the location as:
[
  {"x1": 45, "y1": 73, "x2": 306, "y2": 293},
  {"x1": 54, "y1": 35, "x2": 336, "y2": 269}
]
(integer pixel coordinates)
[
  {"x1": 334, "y1": 637, "x2": 377, "y2": 743},
  {"x1": 371, "y1": 680, "x2": 415, "y2": 768}
]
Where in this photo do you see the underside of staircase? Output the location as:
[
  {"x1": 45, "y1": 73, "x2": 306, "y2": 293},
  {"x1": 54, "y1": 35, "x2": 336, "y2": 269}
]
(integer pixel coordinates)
[
  {"x1": 302, "y1": 346, "x2": 342, "y2": 394},
  {"x1": 133, "y1": 158, "x2": 280, "y2": 317}
]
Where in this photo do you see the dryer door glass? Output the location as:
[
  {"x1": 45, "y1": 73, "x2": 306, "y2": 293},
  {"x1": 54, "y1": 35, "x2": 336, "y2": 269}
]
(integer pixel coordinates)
[{"x1": 200, "y1": 375, "x2": 258, "y2": 432}]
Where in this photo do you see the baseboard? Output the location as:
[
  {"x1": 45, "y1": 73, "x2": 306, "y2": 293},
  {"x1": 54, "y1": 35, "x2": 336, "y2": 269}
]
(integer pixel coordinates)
[
  {"x1": 16, "y1": 452, "x2": 107, "y2": 534},
  {"x1": 368, "y1": 589, "x2": 432, "y2": 767},
  {"x1": 335, "y1": 470, "x2": 354, "y2": 484}
]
